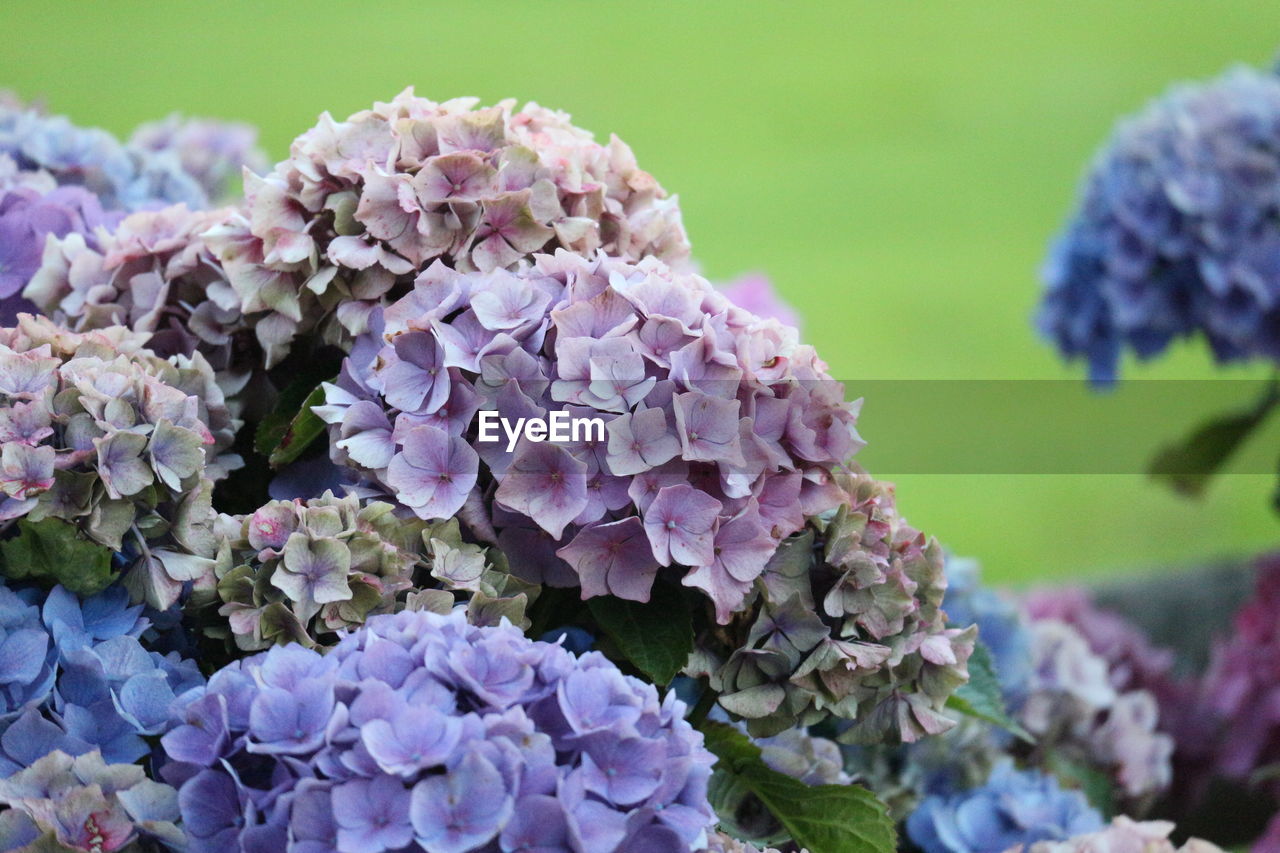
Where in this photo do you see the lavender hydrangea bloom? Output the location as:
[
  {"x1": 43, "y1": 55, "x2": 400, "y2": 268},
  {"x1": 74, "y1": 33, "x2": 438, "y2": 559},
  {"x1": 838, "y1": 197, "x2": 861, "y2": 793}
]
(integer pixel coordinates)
[
  {"x1": 162, "y1": 608, "x2": 717, "y2": 853},
  {"x1": 322, "y1": 252, "x2": 859, "y2": 621},
  {"x1": 0, "y1": 748, "x2": 183, "y2": 852},
  {"x1": 0, "y1": 581, "x2": 203, "y2": 776},
  {"x1": 1038, "y1": 64, "x2": 1280, "y2": 382},
  {"x1": 203, "y1": 90, "x2": 690, "y2": 365},
  {"x1": 0, "y1": 315, "x2": 238, "y2": 607},
  {"x1": 0, "y1": 104, "x2": 207, "y2": 215},
  {"x1": 905, "y1": 761, "x2": 1104, "y2": 853},
  {"x1": 1019, "y1": 618, "x2": 1173, "y2": 802},
  {"x1": 129, "y1": 114, "x2": 268, "y2": 202}
]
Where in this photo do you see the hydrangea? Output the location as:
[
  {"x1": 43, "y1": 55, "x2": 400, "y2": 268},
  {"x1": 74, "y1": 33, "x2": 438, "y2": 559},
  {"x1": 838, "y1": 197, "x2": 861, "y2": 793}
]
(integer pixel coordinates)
[
  {"x1": 1012, "y1": 816, "x2": 1223, "y2": 853},
  {"x1": 696, "y1": 472, "x2": 975, "y2": 741},
  {"x1": 0, "y1": 157, "x2": 121, "y2": 308},
  {"x1": 161, "y1": 608, "x2": 717, "y2": 853},
  {"x1": 905, "y1": 761, "x2": 1104, "y2": 853},
  {"x1": 1019, "y1": 618, "x2": 1173, "y2": 802},
  {"x1": 1038, "y1": 63, "x2": 1280, "y2": 382},
  {"x1": 944, "y1": 557, "x2": 1032, "y2": 707},
  {"x1": 321, "y1": 251, "x2": 856, "y2": 615},
  {"x1": 757, "y1": 727, "x2": 849, "y2": 787},
  {"x1": 1022, "y1": 587, "x2": 1176, "y2": 700},
  {"x1": 0, "y1": 103, "x2": 207, "y2": 214},
  {"x1": 315, "y1": 250, "x2": 969, "y2": 738},
  {"x1": 0, "y1": 582, "x2": 203, "y2": 775},
  {"x1": 187, "y1": 492, "x2": 537, "y2": 653},
  {"x1": 1201, "y1": 553, "x2": 1280, "y2": 789},
  {"x1": 205, "y1": 90, "x2": 690, "y2": 365},
  {"x1": 0, "y1": 749, "x2": 183, "y2": 852},
  {"x1": 129, "y1": 114, "x2": 268, "y2": 203},
  {"x1": 0, "y1": 315, "x2": 238, "y2": 607},
  {"x1": 24, "y1": 203, "x2": 259, "y2": 403}
]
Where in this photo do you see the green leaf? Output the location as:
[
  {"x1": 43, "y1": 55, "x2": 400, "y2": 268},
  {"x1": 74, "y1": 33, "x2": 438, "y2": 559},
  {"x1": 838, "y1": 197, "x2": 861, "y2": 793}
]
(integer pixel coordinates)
[
  {"x1": 264, "y1": 383, "x2": 330, "y2": 468},
  {"x1": 702, "y1": 722, "x2": 896, "y2": 853},
  {"x1": 1149, "y1": 380, "x2": 1278, "y2": 497},
  {"x1": 1045, "y1": 750, "x2": 1114, "y2": 818},
  {"x1": 0, "y1": 517, "x2": 116, "y2": 595},
  {"x1": 946, "y1": 641, "x2": 1034, "y2": 743},
  {"x1": 587, "y1": 582, "x2": 693, "y2": 686}
]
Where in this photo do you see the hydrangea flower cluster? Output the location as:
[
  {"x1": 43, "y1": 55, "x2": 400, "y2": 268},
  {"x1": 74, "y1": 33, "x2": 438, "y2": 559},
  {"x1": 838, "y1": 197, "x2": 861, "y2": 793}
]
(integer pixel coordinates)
[
  {"x1": 0, "y1": 748, "x2": 183, "y2": 852},
  {"x1": 0, "y1": 582, "x2": 203, "y2": 775},
  {"x1": 704, "y1": 833, "x2": 799, "y2": 853},
  {"x1": 0, "y1": 102, "x2": 207, "y2": 214},
  {"x1": 187, "y1": 492, "x2": 537, "y2": 653},
  {"x1": 129, "y1": 114, "x2": 268, "y2": 203},
  {"x1": 207, "y1": 89, "x2": 689, "y2": 364},
  {"x1": 1038, "y1": 63, "x2": 1280, "y2": 381},
  {"x1": 1014, "y1": 817, "x2": 1223, "y2": 853},
  {"x1": 321, "y1": 251, "x2": 857, "y2": 616},
  {"x1": 186, "y1": 492, "x2": 427, "y2": 651},
  {"x1": 0, "y1": 315, "x2": 237, "y2": 606},
  {"x1": 162, "y1": 608, "x2": 717, "y2": 853},
  {"x1": 24, "y1": 204, "x2": 258, "y2": 399},
  {"x1": 905, "y1": 761, "x2": 1104, "y2": 853},
  {"x1": 697, "y1": 473, "x2": 975, "y2": 741},
  {"x1": 1201, "y1": 553, "x2": 1280, "y2": 793},
  {"x1": 1019, "y1": 617, "x2": 1173, "y2": 803}
]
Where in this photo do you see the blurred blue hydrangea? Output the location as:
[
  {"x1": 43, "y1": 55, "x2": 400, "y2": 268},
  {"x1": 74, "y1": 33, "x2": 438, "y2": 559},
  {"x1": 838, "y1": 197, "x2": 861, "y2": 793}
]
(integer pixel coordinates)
[
  {"x1": 943, "y1": 557, "x2": 1032, "y2": 709},
  {"x1": 0, "y1": 105, "x2": 207, "y2": 212},
  {"x1": 0, "y1": 582, "x2": 203, "y2": 776},
  {"x1": 906, "y1": 761, "x2": 1104, "y2": 853},
  {"x1": 1038, "y1": 63, "x2": 1280, "y2": 382}
]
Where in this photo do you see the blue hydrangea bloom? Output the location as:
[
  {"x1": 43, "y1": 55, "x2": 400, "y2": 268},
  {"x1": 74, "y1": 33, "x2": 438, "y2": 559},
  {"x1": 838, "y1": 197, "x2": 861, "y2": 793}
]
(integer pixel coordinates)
[
  {"x1": 162, "y1": 607, "x2": 718, "y2": 853},
  {"x1": 906, "y1": 761, "x2": 1104, "y2": 853},
  {"x1": 1038, "y1": 64, "x2": 1280, "y2": 382},
  {"x1": 942, "y1": 557, "x2": 1032, "y2": 709},
  {"x1": 0, "y1": 105, "x2": 207, "y2": 213},
  {"x1": 0, "y1": 581, "x2": 203, "y2": 775}
]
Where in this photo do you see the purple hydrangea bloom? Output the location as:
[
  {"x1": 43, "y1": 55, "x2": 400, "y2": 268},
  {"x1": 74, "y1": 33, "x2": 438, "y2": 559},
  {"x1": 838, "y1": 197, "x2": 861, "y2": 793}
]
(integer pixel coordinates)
[
  {"x1": 202, "y1": 91, "x2": 690, "y2": 365},
  {"x1": 1202, "y1": 554, "x2": 1280, "y2": 792},
  {"x1": 162, "y1": 608, "x2": 717, "y2": 853},
  {"x1": 1038, "y1": 63, "x2": 1280, "y2": 382},
  {"x1": 905, "y1": 761, "x2": 1104, "y2": 853},
  {"x1": 322, "y1": 252, "x2": 858, "y2": 620},
  {"x1": 0, "y1": 581, "x2": 202, "y2": 777}
]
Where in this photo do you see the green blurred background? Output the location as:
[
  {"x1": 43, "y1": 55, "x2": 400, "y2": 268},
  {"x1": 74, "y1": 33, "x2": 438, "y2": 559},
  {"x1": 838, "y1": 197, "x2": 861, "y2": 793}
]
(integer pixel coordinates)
[{"x1": 4, "y1": 0, "x2": 1277, "y2": 584}]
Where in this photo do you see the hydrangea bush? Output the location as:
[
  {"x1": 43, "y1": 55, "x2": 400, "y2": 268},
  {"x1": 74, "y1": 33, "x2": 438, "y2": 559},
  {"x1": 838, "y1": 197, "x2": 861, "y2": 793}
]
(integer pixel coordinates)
[
  {"x1": 162, "y1": 608, "x2": 718, "y2": 853},
  {"x1": 206, "y1": 90, "x2": 689, "y2": 365}
]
